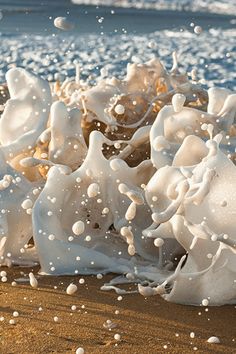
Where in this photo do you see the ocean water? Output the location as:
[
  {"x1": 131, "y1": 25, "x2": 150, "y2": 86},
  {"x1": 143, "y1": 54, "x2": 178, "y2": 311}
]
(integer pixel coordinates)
[
  {"x1": 0, "y1": 0, "x2": 235, "y2": 89},
  {"x1": 72, "y1": 0, "x2": 236, "y2": 16},
  {"x1": 1, "y1": 0, "x2": 236, "y2": 16}
]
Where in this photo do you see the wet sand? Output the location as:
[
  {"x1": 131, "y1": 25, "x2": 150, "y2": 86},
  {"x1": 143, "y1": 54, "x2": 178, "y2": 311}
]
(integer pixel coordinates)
[{"x1": 0, "y1": 266, "x2": 235, "y2": 353}]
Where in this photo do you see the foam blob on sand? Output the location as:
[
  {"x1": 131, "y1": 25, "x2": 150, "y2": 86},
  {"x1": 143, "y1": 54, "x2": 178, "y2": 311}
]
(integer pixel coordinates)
[
  {"x1": 66, "y1": 283, "x2": 78, "y2": 295},
  {"x1": 207, "y1": 336, "x2": 220, "y2": 344}
]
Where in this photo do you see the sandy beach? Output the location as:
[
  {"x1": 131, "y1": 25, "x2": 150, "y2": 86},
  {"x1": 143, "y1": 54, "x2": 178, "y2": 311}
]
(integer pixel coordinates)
[{"x1": 0, "y1": 266, "x2": 235, "y2": 354}]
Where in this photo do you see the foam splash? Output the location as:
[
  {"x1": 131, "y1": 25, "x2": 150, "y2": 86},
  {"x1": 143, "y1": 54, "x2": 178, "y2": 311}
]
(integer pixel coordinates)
[{"x1": 0, "y1": 54, "x2": 235, "y2": 306}]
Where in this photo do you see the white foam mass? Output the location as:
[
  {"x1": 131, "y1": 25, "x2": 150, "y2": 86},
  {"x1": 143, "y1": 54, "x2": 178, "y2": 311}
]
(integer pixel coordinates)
[{"x1": 0, "y1": 53, "x2": 235, "y2": 306}]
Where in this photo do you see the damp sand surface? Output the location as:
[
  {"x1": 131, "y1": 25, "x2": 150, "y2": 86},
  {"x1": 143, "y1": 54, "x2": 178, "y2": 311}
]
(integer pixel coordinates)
[{"x1": 0, "y1": 266, "x2": 235, "y2": 354}]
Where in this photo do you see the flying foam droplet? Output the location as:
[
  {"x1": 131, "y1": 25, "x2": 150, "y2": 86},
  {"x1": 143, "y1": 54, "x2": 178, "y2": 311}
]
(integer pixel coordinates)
[
  {"x1": 114, "y1": 333, "x2": 121, "y2": 341},
  {"x1": 211, "y1": 234, "x2": 218, "y2": 242},
  {"x1": 154, "y1": 238, "x2": 164, "y2": 247},
  {"x1": 201, "y1": 298, "x2": 209, "y2": 306},
  {"x1": 72, "y1": 221, "x2": 85, "y2": 235},
  {"x1": 66, "y1": 283, "x2": 78, "y2": 295},
  {"x1": 114, "y1": 104, "x2": 125, "y2": 115},
  {"x1": 54, "y1": 17, "x2": 74, "y2": 31},
  {"x1": 87, "y1": 183, "x2": 100, "y2": 198},
  {"x1": 201, "y1": 123, "x2": 208, "y2": 131},
  {"x1": 102, "y1": 207, "x2": 109, "y2": 215},
  {"x1": 21, "y1": 199, "x2": 33, "y2": 210},
  {"x1": 194, "y1": 25, "x2": 203, "y2": 35}
]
